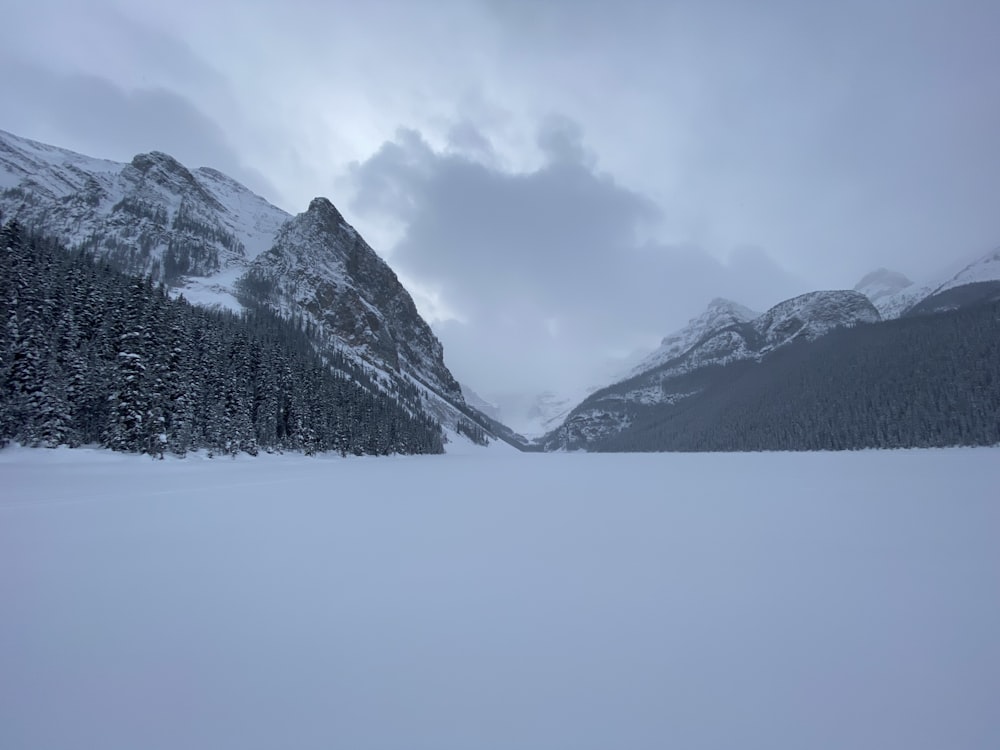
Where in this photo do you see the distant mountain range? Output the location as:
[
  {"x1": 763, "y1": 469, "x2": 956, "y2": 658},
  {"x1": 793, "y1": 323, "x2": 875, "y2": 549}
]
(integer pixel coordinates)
[
  {"x1": 541, "y1": 248, "x2": 1000, "y2": 451},
  {"x1": 0, "y1": 128, "x2": 507, "y2": 450}
]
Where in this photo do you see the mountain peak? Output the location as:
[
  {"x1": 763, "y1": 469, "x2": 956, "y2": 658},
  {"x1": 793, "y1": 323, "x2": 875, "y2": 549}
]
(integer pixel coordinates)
[
  {"x1": 753, "y1": 290, "x2": 880, "y2": 350},
  {"x1": 854, "y1": 267, "x2": 913, "y2": 299},
  {"x1": 703, "y1": 297, "x2": 759, "y2": 320},
  {"x1": 252, "y1": 195, "x2": 461, "y2": 403},
  {"x1": 621, "y1": 297, "x2": 760, "y2": 381},
  {"x1": 854, "y1": 267, "x2": 912, "y2": 288},
  {"x1": 125, "y1": 151, "x2": 223, "y2": 212},
  {"x1": 707, "y1": 296, "x2": 742, "y2": 309},
  {"x1": 130, "y1": 151, "x2": 194, "y2": 181},
  {"x1": 307, "y1": 196, "x2": 345, "y2": 227}
]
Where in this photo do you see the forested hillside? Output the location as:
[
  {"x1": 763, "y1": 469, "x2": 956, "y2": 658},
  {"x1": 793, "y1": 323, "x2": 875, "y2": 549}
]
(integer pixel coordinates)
[
  {"x1": 0, "y1": 220, "x2": 443, "y2": 457},
  {"x1": 593, "y1": 303, "x2": 1000, "y2": 452}
]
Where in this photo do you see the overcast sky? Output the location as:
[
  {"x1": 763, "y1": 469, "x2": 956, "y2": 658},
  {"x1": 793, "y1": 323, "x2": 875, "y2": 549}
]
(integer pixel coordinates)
[{"x1": 3, "y1": 0, "x2": 999, "y2": 395}]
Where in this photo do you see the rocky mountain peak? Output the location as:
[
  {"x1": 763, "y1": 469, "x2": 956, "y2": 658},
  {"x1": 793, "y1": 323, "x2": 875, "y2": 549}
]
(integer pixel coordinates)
[
  {"x1": 244, "y1": 199, "x2": 462, "y2": 404},
  {"x1": 124, "y1": 151, "x2": 221, "y2": 212},
  {"x1": 624, "y1": 297, "x2": 760, "y2": 380},
  {"x1": 753, "y1": 290, "x2": 880, "y2": 351},
  {"x1": 854, "y1": 267, "x2": 912, "y2": 290},
  {"x1": 130, "y1": 151, "x2": 194, "y2": 183},
  {"x1": 306, "y1": 196, "x2": 346, "y2": 228},
  {"x1": 693, "y1": 297, "x2": 760, "y2": 333},
  {"x1": 706, "y1": 297, "x2": 750, "y2": 313}
]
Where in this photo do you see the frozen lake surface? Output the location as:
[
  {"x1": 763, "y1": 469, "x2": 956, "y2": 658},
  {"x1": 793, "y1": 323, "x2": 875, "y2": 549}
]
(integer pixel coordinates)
[{"x1": 2, "y1": 446, "x2": 999, "y2": 749}]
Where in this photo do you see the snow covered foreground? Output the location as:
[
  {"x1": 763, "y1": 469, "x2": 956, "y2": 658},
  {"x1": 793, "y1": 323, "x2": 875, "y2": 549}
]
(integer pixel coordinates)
[{"x1": 2, "y1": 448, "x2": 998, "y2": 750}]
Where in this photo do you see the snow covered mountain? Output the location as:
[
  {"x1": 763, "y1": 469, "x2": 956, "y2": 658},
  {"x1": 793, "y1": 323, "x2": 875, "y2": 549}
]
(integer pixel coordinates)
[
  {"x1": 626, "y1": 291, "x2": 878, "y2": 389},
  {"x1": 935, "y1": 246, "x2": 1000, "y2": 293},
  {"x1": 0, "y1": 130, "x2": 287, "y2": 292},
  {"x1": 543, "y1": 291, "x2": 880, "y2": 450},
  {"x1": 753, "y1": 290, "x2": 880, "y2": 348},
  {"x1": 0, "y1": 129, "x2": 493, "y2": 445},
  {"x1": 239, "y1": 196, "x2": 461, "y2": 402},
  {"x1": 853, "y1": 268, "x2": 915, "y2": 317},
  {"x1": 856, "y1": 248, "x2": 1000, "y2": 319},
  {"x1": 627, "y1": 298, "x2": 760, "y2": 379},
  {"x1": 547, "y1": 249, "x2": 1000, "y2": 451}
]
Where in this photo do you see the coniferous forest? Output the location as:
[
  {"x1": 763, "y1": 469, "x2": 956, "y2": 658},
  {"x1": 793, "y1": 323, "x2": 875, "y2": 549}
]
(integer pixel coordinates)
[{"x1": 0, "y1": 221, "x2": 443, "y2": 457}]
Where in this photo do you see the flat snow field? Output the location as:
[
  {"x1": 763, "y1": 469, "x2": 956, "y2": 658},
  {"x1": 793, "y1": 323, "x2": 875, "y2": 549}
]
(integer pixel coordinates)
[{"x1": 2, "y1": 446, "x2": 999, "y2": 750}]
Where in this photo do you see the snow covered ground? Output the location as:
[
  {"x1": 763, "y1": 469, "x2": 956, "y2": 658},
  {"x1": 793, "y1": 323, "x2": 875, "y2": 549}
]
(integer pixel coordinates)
[{"x1": 2, "y1": 446, "x2": 999, "y2": 750}]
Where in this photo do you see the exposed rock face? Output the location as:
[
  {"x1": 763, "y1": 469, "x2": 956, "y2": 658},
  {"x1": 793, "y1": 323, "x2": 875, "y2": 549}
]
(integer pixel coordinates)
[
  {"x1": 627, "y1": 298, "x2": 759, "y2": 379},
  {"x1": 243, "y1": 197, "x2": 461, "y2": 400},
  {"x1": 125, "y1": 152, "x2": 219, "y2": 208},
  {"x1": 752, "y1": 291, "x2": 881, "y2": 351}
]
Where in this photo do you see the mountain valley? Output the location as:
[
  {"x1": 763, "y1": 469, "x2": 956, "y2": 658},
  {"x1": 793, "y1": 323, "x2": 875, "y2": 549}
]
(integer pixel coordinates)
[{"x1": 2, "y1": 127, "x2": 999, "y2": 456}]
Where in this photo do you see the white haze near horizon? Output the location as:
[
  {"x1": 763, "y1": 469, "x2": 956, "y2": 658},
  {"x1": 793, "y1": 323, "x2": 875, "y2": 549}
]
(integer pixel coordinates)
[{"x1": 2, "y1": 446, "x2": 999, "y2": 750}]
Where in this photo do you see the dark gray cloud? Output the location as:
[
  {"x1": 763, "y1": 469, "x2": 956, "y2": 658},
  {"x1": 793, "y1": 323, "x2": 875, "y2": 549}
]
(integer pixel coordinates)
[{"x1": 350, "y1": 125, "x2": 802, "y2": 393}]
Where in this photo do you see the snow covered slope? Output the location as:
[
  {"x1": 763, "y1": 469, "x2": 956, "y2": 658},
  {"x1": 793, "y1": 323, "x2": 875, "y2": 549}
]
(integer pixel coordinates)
[
  {"x1": 628, "y1": 298, "x2": 760, "y2": 379},
  {"x1": 0, "y1": 129, "x2": 288, "y2": 291},
  {"x1": 936, "y1": 246, "x2": 1000, "y2": 293},
  {"x1": 623, "y1": 291, "x2": 874, "y2": 394},
  {"x1": 752, "y1": 290, "x2": 880, "y2": 350},
  {"x1": 0, "y1": 129, "x2": 500, "y2": 445}
]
